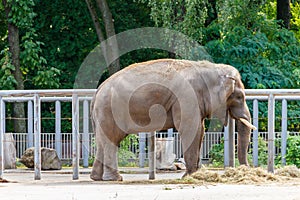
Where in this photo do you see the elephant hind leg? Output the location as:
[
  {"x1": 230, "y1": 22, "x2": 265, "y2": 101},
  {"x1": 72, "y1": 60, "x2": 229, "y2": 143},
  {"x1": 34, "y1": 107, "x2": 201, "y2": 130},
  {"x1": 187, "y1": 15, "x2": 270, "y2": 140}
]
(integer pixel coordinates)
[
  {"x1": 91, "y1": 131, "x2": 125, "y2": 181},
  {"x1": 102, "y1": 126, "x2": 126, "y2": 181},
  {"x1": 90, "y1": 124, "x2": 104, "y2": 181},
  {"x1": 102, "y1": 138, "x2": 124, "y2": 181},
  {"x1": 90, "y1": 147, "x2": 104, "y2": 181}
]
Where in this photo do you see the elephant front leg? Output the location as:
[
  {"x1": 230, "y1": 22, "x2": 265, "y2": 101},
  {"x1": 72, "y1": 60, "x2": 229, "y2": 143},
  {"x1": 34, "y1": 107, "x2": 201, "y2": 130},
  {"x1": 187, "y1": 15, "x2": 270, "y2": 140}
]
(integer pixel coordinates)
[{"x1": 182, "y1": 123, "x2": 205, "y2": 177}]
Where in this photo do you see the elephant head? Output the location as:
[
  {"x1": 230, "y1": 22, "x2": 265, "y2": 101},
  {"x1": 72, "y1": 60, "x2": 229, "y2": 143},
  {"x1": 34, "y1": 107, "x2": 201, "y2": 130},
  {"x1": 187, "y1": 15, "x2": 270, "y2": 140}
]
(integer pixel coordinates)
[
  {"x1": 225, "y1": 75, "x2": 256, "y2": 165},
  {"x1": 208, "y1": 66, "x2": 255, "y2": 166}
]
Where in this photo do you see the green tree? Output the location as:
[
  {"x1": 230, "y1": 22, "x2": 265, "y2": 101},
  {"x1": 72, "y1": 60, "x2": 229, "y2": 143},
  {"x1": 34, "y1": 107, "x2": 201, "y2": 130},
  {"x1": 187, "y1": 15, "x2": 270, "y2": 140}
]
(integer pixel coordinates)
[
  {"x1": 31, "y1": 0, "x2": 161, "y2": 133},
  {"x1": 290, "y1": 1, "x2": 300, "y2": 39},
  {"x1": 33, "y1": 0, "x2": 96, "y2": 89},
  {"x1": 1, "y1": 0, "x2": 61, "y2": 133},
  {"x1": 139, "y1": 0, "x2": 208, "y2": 58},
  {"x1": 85, "y1": 0, "x2": 120, "y2": 76},
  {"x1": 1, "y1": 0, "x2": 60, "y2": 90},
  {"x1": 205, "y1": 0, "x2": 300, "y2": 89}
]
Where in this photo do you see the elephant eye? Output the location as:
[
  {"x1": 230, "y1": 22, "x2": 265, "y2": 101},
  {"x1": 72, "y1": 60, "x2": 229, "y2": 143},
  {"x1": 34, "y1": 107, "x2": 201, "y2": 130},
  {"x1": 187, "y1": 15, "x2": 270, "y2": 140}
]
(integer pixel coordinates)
[{"x1": 237, "y1": 95, "x2": 243, "y2": 100}]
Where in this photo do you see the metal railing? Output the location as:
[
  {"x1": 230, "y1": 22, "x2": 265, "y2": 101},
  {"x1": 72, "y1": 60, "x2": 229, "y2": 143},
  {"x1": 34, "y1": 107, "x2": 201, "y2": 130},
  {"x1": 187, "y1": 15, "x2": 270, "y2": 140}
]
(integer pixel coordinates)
[{"x1": 1, "y1": 89, "x2": 300, "y2": 180}]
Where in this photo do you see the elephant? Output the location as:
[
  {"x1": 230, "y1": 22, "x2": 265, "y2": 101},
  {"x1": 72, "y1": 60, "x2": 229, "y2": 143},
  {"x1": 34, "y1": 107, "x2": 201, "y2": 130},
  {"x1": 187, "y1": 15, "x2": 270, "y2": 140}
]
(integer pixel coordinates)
[{"x1": 90, "y1": 59, "x2": 256, "y2": 181}]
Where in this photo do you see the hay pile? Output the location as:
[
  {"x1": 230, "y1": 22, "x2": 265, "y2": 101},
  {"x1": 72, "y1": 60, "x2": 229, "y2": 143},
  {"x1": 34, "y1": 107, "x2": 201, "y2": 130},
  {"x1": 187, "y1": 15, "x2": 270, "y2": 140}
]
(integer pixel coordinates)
[
  {"x1": 275, "y1": 165, "x2": 300, "y2": 178},
  {"x1": 188, "y1": 165, "x2": 300, "y2": 184}
]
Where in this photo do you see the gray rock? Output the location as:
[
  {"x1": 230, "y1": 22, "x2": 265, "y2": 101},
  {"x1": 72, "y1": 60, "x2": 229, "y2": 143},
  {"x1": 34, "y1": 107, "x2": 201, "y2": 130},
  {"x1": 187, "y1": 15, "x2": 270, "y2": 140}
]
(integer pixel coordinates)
[
  {"x1": 20, "y1": 147, "x2": 62, "y2": 170},
  {"x1": 3, "y1": 133, "x2": 16, "y2": 169}
]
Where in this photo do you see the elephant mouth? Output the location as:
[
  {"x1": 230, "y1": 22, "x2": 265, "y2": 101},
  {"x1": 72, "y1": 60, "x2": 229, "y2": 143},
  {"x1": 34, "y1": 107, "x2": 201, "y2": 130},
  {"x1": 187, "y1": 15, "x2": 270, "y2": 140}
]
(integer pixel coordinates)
[{"x1": 239, "y1": 118, "x2": 257, "y2": 130}]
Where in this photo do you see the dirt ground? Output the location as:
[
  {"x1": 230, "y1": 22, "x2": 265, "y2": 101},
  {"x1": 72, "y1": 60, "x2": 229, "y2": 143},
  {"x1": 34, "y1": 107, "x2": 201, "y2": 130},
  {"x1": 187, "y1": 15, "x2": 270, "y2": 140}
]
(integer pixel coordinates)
[{"x1": 1, "y1": 168, "x2": 300, "y2": 200}]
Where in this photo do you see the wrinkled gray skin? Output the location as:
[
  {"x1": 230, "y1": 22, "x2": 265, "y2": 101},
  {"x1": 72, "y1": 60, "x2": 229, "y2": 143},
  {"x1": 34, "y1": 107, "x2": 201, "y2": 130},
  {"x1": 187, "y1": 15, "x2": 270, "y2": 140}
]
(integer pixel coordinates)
[{"x1": 90, "y1": 59, "x2": 253, "y2": 181}]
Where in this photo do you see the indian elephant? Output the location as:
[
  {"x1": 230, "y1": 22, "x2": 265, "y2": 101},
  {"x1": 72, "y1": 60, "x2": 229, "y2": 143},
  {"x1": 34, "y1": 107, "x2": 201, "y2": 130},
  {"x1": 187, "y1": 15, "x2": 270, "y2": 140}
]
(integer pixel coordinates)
[{"x1": 90, "y1": 59, "x2": 256, "y2": 181}]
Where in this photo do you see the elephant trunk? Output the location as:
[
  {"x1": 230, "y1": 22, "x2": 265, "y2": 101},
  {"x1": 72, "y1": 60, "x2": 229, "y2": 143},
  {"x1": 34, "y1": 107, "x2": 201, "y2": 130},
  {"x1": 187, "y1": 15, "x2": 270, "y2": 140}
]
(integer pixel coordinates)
[
  {"x1": 237, "y1": 120, "x2": 250, "y2": 165},
  {"x1": 236, "y1": 106, "x2": 253, "y2": 165}
]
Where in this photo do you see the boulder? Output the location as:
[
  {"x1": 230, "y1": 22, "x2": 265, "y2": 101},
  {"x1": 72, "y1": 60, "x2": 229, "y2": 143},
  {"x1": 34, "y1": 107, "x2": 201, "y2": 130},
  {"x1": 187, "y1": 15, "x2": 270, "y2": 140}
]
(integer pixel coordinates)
[
  {"x1": 156, "y1": 138, "x2": 176, "y2": 170},
  {"x1": 3, "y1": 133, "x2": 16, "y2": 169},
  {"x1": 20, "y1": 147, "x2": 62, "y2": 170}
]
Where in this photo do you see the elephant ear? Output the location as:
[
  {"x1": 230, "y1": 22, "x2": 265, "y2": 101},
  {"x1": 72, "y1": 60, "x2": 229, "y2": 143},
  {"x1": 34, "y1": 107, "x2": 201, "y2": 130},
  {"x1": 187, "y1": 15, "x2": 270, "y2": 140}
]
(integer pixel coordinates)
[
  {"x1": 215, "y1": 75, "x2": 236, "y2": 126},
  {"x1": 222, "y1": 75, "x2": 236, "y2": 99}
]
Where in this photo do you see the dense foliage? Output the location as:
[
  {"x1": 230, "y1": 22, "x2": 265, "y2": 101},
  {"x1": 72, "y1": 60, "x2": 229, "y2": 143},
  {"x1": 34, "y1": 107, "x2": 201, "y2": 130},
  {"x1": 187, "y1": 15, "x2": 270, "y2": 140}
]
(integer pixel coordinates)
[
  {"x1": 0, "y1": 0, "x2": 60, "y2": 89},
  {"x1": 209, "y1": 135, "x2": 300, "y2": 167},
  {"x1": 1, "y1": 0, "x2": 300, "y2": 90},
  {"x1": 276, "y1": 135, "x2": 300, "y2": 167},
  {"x1": 0, "y1": 1, "x2": 300, "y2": 140}
]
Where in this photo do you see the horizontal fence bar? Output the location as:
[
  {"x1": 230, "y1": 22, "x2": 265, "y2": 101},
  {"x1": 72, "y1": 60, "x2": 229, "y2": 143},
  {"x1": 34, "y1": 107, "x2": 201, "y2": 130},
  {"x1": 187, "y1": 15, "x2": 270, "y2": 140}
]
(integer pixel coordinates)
[
  {"x1": 1, "y1": 97, "x2": 34, "y2": 102},
  {"x1": 246, "y1": 96, "x2": 300, "y2": 100},
  {"x1": 1, "y1": 96, "x2": 93, "y2": 102},
  {"x1": 0, "y1": 89, "x2": 96, "y2": 97},
  {"x1": 245, "y1": 89, "x2": 300, "y2": 96}
]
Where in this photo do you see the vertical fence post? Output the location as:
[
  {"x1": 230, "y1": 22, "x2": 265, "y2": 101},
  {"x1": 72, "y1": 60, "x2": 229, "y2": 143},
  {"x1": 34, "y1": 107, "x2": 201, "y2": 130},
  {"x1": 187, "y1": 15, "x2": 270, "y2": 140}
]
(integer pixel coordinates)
[
  {"x1": 148, "y1": 131, "x2": 156, "y2": 180},
  {"x1": 228, "y1": 118, "x2": 235, "y2": 167},
  {"x1": 139, "y1": 132, "x2": 146, "y2": 168},
  {"x1": 252, "y1": 99, "x2": 259, "y2": 167},
  {"x1": 167, "y1": 128, "x2": 173, "y2": 138},
  {"x1": 281, "y1": 99, "x2": 288, "y2": 166},
  {"x1": 0, "y1": 97, "x2": 4, "y2": 179},
  {"x1": 27, "y1": 100, "x2": 34, "y2": 148},
  {"x1": 82, "y1": 100, "x2": 89, "y2": 168},
  {"x1": 224, "y1": 117, "x2": 235, "y2": 167},
  {"x1": 72, "y1": 93, "x2": 80, "y2": 180},
  {"x1": 55, "y1": 101, "x2": 62, "y2": 159},
  {"x1": 34, "y1": 94, "x2": 41, "y2": 180},
  {"x1": 268, "y1": 93, "x2": 275, "y2": 173},
  {"x1": 224, "y1": 121, "x2": 229, "y2": 167}
]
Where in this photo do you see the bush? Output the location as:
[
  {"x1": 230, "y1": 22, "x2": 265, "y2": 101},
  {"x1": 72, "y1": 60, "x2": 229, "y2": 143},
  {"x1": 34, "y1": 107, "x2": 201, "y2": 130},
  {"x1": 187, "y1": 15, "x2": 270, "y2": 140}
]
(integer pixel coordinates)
[
  {"x1": 285, "y1": 136, "x2": 300, "y2": 167},
  {"x1": 118, "y1": 149, "x2": 138, "y2": 167},
  {"x1": 118, "y1": 134, "x2": 139, "y2": 167},
  {"x1": 253, "y1": 136, "x2": 268, "y2": 166},
  {"x1": 209, "y1": 138, "x2": 224, "y2": 167},
  {"x1": 209, "y1": 136, "x2": 269, "y2": 167},
  {"x1": 210, "y1": 135, "x2": 300, "y2": 168}
]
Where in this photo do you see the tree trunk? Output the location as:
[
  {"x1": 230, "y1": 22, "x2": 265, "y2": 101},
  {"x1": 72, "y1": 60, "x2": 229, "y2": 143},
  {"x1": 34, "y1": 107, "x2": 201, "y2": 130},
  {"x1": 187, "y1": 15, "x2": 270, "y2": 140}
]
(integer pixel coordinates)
[
  {"x1": 3, "y1": 0, "x2": 26, "y2": 133},
  {"x1": 86, "y1": 0, "x2": 120, "y2": 76},
  {"x1": 277, "y1": 0, "x2": 291, "y2": 29},
  {"x1": 205, "y1": 0, "x2": 218, "y2": 26},
  {"x1": 85, "y1": 0, "x2": 107, "y2": 55}
]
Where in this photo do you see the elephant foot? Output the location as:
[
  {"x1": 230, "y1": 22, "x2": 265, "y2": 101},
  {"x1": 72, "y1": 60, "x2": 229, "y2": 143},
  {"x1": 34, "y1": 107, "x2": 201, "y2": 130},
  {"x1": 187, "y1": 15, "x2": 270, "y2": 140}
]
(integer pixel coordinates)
[
  {"x1": 103, "y1": 175, "x2": 123, "y2": 181},
  {"x1": 181, "y1": 169, "x2": 198, "y2": 179},
  {"x1": 90, "y1": 170, "x2": 123, "y2": 181},
  {"x1": 103, "y1": 167, "x2": 123, "y2": 181},
  {"x1": 90, "y1": 159, "x2": 103, "y2": 181},
  {"x1": 182, "y1": 171, "x2": 193, "y2": 179},
  {"x1": 90, "y1": 173, "x2": 103, "y2": 181}
]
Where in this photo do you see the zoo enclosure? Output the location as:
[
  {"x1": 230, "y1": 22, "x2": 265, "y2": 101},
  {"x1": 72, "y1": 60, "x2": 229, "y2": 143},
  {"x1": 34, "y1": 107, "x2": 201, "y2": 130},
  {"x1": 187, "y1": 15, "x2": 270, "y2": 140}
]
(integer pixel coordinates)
[{"x1": 0, "y1": 89, "x2": 300, "y2": 180}]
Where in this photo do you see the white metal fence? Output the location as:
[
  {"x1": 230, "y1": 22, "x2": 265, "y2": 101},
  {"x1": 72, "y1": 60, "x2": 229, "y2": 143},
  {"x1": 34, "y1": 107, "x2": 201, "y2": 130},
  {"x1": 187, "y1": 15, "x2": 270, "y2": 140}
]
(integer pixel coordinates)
[
  {"x1": 1, "y1": 89, "x2": 300, "y2": 180},
  {"x1": 10, "y1": 131, "x2": 300, "y2": 163}
]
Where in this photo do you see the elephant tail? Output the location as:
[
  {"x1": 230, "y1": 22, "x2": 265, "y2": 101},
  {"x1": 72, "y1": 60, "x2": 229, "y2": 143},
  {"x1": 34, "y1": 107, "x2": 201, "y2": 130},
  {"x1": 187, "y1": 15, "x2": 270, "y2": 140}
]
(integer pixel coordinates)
[{"x1": 90, "y1": 90, "x2": 98, "y2": 135}]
